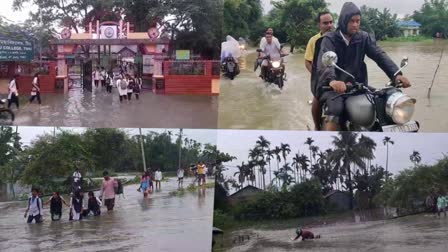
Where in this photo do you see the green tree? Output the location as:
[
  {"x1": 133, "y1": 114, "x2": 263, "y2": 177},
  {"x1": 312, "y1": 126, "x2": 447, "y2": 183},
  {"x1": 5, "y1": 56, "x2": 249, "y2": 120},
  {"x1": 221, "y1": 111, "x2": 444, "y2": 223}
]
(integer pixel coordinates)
[
  {"x1": 223, "y1": 0, "x2": 263, "y2": 42},
  {"x1": 383, "y1": 136, "x2": 394, "y2": 182},
  {"x1": 272, "y1": 0, "x2": 328, "y2": 52},
  {"x1": 360, "y1": 6, "x2": 401, "y2": 40},
  {"x1": 410, "y1": 150, "x2": 422, "y2": 166},
  {"x1": 413, "y1": 0, "x2": 448, "y2": 38}
]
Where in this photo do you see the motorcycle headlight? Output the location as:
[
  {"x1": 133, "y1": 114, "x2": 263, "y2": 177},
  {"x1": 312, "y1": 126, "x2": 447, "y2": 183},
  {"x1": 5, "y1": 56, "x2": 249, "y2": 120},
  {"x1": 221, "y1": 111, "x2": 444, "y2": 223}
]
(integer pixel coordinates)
[
  {"x1": 239, "y1": 45, "x2": 245, "y2": 50},
  {"x1": 272, "y1": 61, "x2": 281, "y2": 68},
  {"x1": 385, "y1": 92, "x2": 416, "y2": 125}
]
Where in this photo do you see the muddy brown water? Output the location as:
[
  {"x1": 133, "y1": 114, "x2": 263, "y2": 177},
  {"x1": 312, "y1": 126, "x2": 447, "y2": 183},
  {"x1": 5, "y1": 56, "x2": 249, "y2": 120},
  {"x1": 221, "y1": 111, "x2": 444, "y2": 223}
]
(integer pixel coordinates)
[
  {"x1": 219, "y1": 213, "x2": 448, "y2": 252},
  {"x1": 0, "y1": 178, "x2": 214, "y2": 252},
  {"x1": 218, "y1": 40, "x2": 448, "y2": 132}
]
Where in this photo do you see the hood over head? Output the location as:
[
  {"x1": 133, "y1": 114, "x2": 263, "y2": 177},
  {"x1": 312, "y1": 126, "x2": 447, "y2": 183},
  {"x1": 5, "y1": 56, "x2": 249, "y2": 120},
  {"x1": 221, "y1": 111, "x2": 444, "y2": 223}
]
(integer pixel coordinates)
[{"x1": 338, "y1": 2, "x2": 361, "y2": 34}]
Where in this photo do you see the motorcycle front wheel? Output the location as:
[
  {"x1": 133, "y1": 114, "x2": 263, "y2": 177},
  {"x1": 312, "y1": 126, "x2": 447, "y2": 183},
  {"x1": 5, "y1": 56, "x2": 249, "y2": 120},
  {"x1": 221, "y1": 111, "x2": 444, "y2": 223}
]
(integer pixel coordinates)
[
  {"x1": 277, "y1": 76, "x2": 284, "y2": 89},
  {"x1": 0, "y1": 109, "x2": 15, "y2": 125}
]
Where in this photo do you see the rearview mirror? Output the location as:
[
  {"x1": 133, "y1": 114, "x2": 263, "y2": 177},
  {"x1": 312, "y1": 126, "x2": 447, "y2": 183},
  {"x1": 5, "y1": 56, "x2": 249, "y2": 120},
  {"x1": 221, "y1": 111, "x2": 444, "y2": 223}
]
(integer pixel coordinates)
[
  {"x1": 400, "y1": 56, "x2": 408, "y2": 68},
  {"x1": 322, "y1": 51, "x2": 338, "y2": 67}
]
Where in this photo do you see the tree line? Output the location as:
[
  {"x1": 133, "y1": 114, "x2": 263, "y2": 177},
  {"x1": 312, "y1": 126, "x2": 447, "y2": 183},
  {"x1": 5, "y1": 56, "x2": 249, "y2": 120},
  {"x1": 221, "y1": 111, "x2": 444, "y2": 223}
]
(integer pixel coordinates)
[
  {"x1": 0, "y1": 127, "x2": 232, "y2": 197},
  {"x1": 11, "y1": 0, "x2": 223, "y2": 59},
  {"x1": 224, "y1": 0, "x2": 446, "y2": 53},
  {"x1": 214, "y1": 131, "x2": 443, "y2": 222}
]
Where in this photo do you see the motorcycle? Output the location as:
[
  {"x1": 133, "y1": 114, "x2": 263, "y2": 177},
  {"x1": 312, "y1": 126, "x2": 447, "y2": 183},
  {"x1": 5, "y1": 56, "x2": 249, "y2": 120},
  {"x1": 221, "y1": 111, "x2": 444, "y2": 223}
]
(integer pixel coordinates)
[
  {"x1": 319, "y1": 51, "x2": 419, "y2": 132},
  {"x1": 256, "y1": 48, "x2": 288, "y2": 89},
  {"x1": 221, "y1": 56, "x2": 240, "y2": 80},
  {"x1": 0, "y1": 98, "x2": 15, "y2": 125}
]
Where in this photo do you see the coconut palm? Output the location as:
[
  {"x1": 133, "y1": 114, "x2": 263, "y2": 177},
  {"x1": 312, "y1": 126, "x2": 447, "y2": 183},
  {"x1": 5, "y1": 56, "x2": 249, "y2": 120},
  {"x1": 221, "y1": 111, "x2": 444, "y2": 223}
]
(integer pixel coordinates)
[
  {"x1": 383, "y1": 136, "x2": 394, "y2": 182},
  {"x1": 292, "y1": 153, "x2": 301, "y2": 184},
  {"x1": 410, "y1": 150, "x2": 422, "y2": 166},
  {"x1": 297, "y1": 154, "x2": 310, "y2": 181},
  {"x1": 331, "y1": 132, "x2": 370, "y2": 210},
  {"x1": 310, "y1": 145, "x2": 320, "y2": 165},
  {"x1": 277, "y1": 163, "x2": 295, "y2": 190},
  {"x1": 234, "y1": 162, "x2": 247, "y2": 188},
  {"x1": 358, "y1": 135, "x2": 377, "y2": 174}
]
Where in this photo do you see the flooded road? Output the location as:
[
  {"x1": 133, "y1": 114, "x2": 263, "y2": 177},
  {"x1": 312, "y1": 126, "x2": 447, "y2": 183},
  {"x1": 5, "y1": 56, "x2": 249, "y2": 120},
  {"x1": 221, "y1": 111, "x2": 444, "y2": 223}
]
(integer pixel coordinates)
[
  {"x1": 0, "y1": 178, "x2": 214, "y2": 252},
  {"x1": 218, "y1": 40, "x2": 448, "y2": 132},
  {"x1": 0, "y1": 87, "x2": 218, "y2": 129},
  {"x1": 221, "y1": 214, "x2": 448, "y2": 252}
]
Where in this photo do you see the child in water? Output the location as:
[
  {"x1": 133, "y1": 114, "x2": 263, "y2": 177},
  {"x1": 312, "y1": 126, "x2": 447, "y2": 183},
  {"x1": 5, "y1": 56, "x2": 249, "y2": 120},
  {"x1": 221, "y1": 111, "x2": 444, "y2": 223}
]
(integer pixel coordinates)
[
  {"x1": 292, "y1": 227, "x2": 321, "y2": 241},
  {"x1": 82, "y1": 191, "x2": 102, "y2": 217},
  {"x1": 44, "y1": 191, "x2": 69, "y2": 221},
  {"x1": 137, "y1": 172, "x2": 151, "y2": 198}
]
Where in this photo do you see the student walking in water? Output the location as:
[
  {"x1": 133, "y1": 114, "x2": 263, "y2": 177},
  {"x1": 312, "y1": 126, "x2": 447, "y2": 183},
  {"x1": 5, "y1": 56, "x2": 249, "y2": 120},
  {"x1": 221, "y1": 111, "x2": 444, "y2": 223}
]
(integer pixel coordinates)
[
  {"x1": 44, "y1": 191, "x2": 69, "y2": 221},
  {"x1": 24, "y1": 188, "x2": 43, "y2": 224},
  {"x1": 155, "y1": 168, "x2": 163, "y2": 190},
  {"x1": 8, "y1": 75, "x2": 19, "y2": 109},
  {"x1": 82, "y1": 191, "x2": 102, "y2": 217},
  {"x1": 100, "y1": 171, "x2": 118, "y2": 211},
  {"x1": 69, "y1": 191, "x2": 84, "y2": 221},
  {"x1": 177, "y1": 167, "x2": 185, "y2": 189},
  {"x1": 29, "y1": 73, "x2": 41, "y2": 104}
]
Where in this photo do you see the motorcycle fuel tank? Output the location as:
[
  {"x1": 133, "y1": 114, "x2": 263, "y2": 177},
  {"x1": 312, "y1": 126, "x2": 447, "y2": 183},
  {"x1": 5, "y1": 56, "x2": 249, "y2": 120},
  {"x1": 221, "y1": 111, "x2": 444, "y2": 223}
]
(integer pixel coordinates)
[{"x1": 345, "y1": 94, "x2": 376, "y2": 128}]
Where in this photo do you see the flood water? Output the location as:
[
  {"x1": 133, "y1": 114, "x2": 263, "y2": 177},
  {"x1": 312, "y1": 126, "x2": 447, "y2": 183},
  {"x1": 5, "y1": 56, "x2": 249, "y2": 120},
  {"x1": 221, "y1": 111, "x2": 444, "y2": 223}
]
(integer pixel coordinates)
[
  {"x1": 220, "y1": 213, "x2": 448, "y2": 252},
  {"x1": 218, "y1": 40, "x2": 448, "y2": 132},
  {"x1": 0, "y1": 178, "x2": 214, "y2": 252},
  {"x1": 0, "y1": 86, "x2": 218, "y2": 129}
]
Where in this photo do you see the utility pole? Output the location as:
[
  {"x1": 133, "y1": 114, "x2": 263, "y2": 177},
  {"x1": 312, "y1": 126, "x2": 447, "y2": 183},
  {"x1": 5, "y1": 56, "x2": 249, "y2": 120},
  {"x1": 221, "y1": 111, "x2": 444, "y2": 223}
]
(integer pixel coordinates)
[
  {"x1": 177, "y1": 129, "x2": 183, "y2": 170},
  {"x1": 139, "y1": 128, "x2": 147, "y2": 172}
]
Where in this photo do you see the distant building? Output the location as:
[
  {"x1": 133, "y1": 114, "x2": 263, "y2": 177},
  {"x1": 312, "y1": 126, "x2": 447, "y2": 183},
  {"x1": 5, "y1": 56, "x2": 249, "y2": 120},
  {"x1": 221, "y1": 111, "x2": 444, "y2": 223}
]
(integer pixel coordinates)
[
  {"x1": 227, "y1": 185, "x2": 263, "y2": 205},
  {"x1": 398, "y1": 20, "x2": 422, "y2": 37},
  {"x1": 324, "y1": 190, "x2": 352, "y2": 211}
]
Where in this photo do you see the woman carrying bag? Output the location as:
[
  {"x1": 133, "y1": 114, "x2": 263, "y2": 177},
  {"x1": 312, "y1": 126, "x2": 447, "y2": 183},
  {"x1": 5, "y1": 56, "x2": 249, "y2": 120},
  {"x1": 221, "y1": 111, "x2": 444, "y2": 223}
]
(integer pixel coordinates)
[
  {"x1": 8, "y1": 75, "x2": 19, "y2": 109},
  {"x1": 29, "y1": 73, "x2": 41, "y2": 104}
]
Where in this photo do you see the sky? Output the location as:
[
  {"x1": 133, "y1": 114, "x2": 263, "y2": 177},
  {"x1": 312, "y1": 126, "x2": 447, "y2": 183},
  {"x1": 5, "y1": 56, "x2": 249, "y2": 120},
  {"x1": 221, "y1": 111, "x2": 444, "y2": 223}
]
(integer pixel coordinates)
[
  {"x1": 216, "y1": 130, "x2": 448, "y2": 185},
  {"x1": 263, "y1": 0, "x2": 426, "y2": 17},
  {"x1": 0, "y1": 0, "x2": 36, "y2": 24}
]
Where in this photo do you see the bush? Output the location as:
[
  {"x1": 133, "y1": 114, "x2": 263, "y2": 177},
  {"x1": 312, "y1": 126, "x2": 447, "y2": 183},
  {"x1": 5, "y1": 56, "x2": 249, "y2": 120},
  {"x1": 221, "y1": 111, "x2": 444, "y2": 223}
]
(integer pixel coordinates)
[{"x1": 232, "y1": 180, "x2": 324, "y2": 220}]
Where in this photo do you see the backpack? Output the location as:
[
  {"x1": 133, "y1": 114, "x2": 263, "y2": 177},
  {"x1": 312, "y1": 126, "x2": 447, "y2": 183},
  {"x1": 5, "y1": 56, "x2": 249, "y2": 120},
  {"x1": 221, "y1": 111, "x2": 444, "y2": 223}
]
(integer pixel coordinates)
[
  {"x1": 120, "y1": 80, "x2": 127, "y2": 90},
  {"x1": 115, "y1": 179, "x2": 124, "y2": 195}
]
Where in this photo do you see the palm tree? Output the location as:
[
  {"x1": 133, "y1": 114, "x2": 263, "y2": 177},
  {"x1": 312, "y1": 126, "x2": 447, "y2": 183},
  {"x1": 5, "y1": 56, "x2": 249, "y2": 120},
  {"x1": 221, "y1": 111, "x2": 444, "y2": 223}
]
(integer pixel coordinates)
[
  {"x1": 266, "y1": 149, "x2": 274, "y2": 186},
  {"x1": 410, "y1": 150, "x2": 422, "y2": 166},
  {"x1": 292, "y1": 153, "x2": 301, "y2": 184},
  {"x1": 297, "y1": 154, "x2": 310, "y2": 181},
  {"x1": 248, "y1": 148, "x2": 259, "y2": 187},
  {"x1": 235, "y1": 162, "x2": 247, "y2": 188},
  {"x1": 305, "y1": 137, "x2": 314, "y2": 165},
  {"x1": 358, "y1": 135, "x2": 377, "y2": 175},
  {"x1": 280, "y1": 143, "x2": 291, "y2": 165},
  {"x1": 310, "y1": 145, "x2": 320, "y2": 165},
  {"x1": 331, "y1": 132, "x2": 370, "y2": 210},
  {"x1": 383, "y1": 136, "x2": 394, "y2": 182},
  {"x1": 277, "y1": 163, "x2": 295, "y2": 190},
  {"x1": 273, "y1": 146, "x2": 282, "y2": 187},
  {"x1": 256, "y1": 136, "x2": 270, "y2": 189}
]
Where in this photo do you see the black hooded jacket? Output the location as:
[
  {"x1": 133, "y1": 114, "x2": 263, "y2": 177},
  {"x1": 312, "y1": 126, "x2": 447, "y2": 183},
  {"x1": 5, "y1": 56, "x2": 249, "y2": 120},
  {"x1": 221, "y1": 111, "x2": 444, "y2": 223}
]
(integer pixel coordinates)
[{"x1": 312, "y1": 2, "x2": 400, "y2": 97}]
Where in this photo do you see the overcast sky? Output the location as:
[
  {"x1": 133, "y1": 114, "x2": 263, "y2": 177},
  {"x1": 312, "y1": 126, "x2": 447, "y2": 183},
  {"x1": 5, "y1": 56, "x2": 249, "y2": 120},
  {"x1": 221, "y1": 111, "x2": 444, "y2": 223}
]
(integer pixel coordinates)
[
  {"x1": 0, "y1": 0, "x2": 35, "y2": 24},
  {"x1": 217, "y1": 130, "x2": 448, "y2": 184},
  {"x1": 263, "y1": 0, "x2": 426, "y2": 17}
]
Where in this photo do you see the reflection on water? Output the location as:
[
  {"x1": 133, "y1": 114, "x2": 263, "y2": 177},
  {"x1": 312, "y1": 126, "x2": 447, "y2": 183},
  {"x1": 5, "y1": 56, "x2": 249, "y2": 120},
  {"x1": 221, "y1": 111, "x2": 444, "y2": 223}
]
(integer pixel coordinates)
[
  {"x1": 224, "y1": 213, "x2": 448, "y2": 252},
  {"x1": 0, "y1": 178, "x2": 214, "y2": 252},
  {"x1": 6, "y1": 87, "x2": 218, "y2": 129},
  {"x1": 219, "y1": 40, "x2": 448, "y2": 132}
]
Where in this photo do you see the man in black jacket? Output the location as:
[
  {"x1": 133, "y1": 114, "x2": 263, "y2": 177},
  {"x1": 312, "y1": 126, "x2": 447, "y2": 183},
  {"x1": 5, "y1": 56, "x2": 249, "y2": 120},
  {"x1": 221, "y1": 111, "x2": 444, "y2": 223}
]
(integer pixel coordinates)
[{"x1": 314, "y1": 2, "x2": 411, "y2": 131}]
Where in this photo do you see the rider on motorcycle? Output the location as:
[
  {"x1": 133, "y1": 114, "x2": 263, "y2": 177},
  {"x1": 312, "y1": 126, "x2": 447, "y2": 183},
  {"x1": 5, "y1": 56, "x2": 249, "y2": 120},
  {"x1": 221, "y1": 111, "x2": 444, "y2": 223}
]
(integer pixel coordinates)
[
  {"x1": 259, "y1": 33, "x2": 282, "y2": 79},
  {"x1": 314, "y1": 2, "x2": 411, "y2": 131}
]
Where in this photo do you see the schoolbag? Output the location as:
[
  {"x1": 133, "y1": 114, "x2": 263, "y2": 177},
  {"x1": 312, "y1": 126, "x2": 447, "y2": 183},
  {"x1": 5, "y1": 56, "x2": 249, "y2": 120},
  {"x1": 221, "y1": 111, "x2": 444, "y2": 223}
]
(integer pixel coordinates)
[
  {"x1": 115, "y1": 180, "x2": 124, "y2": 195},
  {"x1": 120, "y1": 80, "x2": 127, "y2": 90}
]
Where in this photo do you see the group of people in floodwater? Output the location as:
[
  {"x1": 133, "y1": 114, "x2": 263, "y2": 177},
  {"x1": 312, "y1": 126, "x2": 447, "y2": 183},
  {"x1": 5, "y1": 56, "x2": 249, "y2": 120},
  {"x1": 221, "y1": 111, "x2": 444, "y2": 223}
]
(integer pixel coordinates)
[
  {"x1": 138, "y1": 161, "x2": 208, "y2": 198},
  {"x1": 92, "y1": 62, "x2": 143, "y2": 103},
  {"x1": 24, "y1": 170, "x2": 122, "y2": 223}
]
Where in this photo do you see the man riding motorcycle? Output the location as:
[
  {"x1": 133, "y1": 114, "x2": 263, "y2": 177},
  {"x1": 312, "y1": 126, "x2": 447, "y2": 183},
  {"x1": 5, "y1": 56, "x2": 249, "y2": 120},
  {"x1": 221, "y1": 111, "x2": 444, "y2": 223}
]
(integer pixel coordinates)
[
  {"x1": 314, "y1": 2, "x2": 411, "y2": 131},
  {"x1": 259, "y1": 33, "x2": 283, "y2": 80}
]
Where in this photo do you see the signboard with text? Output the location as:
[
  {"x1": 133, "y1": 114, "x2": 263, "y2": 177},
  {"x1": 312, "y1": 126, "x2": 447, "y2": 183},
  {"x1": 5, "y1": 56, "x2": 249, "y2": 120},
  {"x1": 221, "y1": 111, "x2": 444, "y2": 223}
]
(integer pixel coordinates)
[{"x1": 0, "y1": 39, "x2": 34, "y2": 62}]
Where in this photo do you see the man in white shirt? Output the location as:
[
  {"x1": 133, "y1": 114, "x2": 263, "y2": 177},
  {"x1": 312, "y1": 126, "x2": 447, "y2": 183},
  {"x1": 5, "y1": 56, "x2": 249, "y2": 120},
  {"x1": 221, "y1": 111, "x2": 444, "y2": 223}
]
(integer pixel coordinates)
[
  {"x1": 155, "y1": 168, "x2": 163, "y2": 190},
  {"x1": 93, "y1": 67, "x2": 101, "y2": 88},
  {"x1": 259, "y1": 28, "x2": 280, "y2": 49},
  {"x1": 260, "y1": 33, "x2": 282, "y2": 79},
  {"x1": 177, "y1": 168, "x2": 185, "y2": 189},
  {"x1": 24, "y1": 188, "x2": 43, "y2": 223}
]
